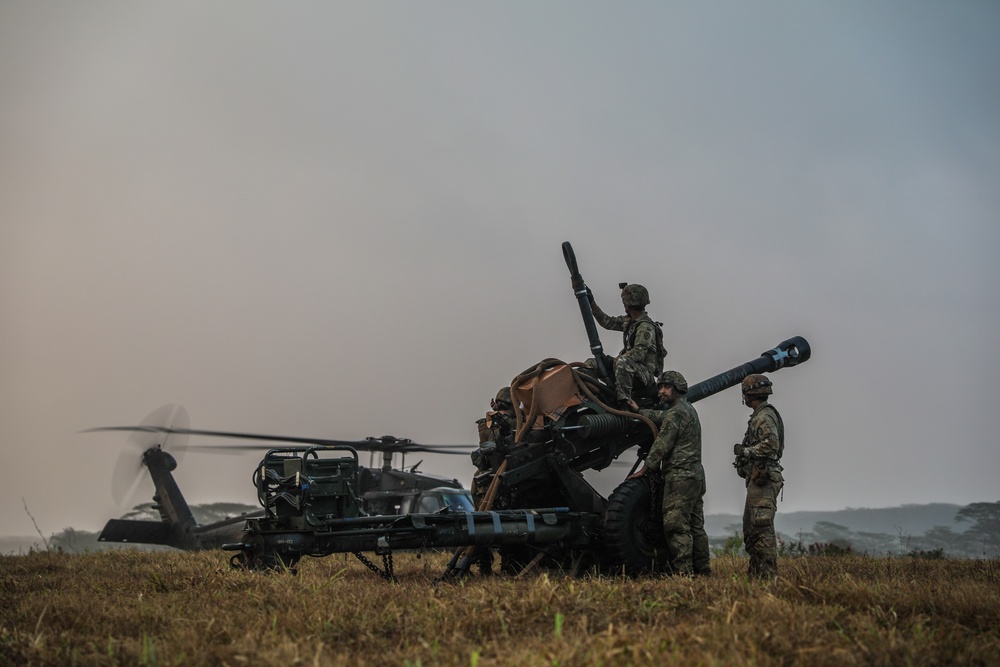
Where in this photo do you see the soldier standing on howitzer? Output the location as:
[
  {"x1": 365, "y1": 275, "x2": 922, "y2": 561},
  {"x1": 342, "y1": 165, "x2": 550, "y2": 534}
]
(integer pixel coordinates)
[
  {"x1": 734, "y1": 374, "x2": 785, "y2": 580},
  {"x1": 588, "y1": 283, "x2": 666, "y2": 407},
  {"x1": 626, "y1": 371, "x2": 711, "y2": 577}
]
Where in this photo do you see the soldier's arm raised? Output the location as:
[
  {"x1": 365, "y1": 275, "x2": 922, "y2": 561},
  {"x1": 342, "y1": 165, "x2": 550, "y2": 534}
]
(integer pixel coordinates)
[{"x1": 590, "y1": 299, "x2": 624, "y2": 331}]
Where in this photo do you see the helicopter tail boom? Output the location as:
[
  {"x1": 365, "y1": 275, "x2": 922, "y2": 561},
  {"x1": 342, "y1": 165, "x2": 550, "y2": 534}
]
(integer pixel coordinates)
[{"x1": 98, "y1": 519, "x2": 180, "y2": 547}]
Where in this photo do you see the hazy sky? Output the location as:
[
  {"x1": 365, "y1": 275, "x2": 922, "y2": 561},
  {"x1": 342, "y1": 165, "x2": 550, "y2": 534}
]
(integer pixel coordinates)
[{"x1": 2, "y1": 2, "x2": 998, "y2": 537}]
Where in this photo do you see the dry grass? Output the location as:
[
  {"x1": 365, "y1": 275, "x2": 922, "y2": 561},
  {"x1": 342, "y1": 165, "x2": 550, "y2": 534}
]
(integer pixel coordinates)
[{"x1": 2, "y1": 549, "x2": 998, "y2": 666}]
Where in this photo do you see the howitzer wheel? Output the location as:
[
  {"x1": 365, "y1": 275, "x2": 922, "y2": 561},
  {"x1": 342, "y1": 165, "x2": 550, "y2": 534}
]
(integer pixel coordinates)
[{"x1": 602, "y1": 477, "x2": 668, "y2": 576}]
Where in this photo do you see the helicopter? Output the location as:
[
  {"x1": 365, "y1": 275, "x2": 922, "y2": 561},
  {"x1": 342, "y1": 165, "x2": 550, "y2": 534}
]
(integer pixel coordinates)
[{"x1": 87, "y1": 407, "x2": 475, "y2": 552}]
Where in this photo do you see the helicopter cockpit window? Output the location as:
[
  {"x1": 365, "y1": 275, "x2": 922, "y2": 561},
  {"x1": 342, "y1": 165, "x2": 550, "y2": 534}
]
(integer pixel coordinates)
[
  {"x1": 441, "y1": 492, "x2": 475, "y2": 512},
  {"x1": 417, "y1": 495, "x2": 444, "y2": 513}
]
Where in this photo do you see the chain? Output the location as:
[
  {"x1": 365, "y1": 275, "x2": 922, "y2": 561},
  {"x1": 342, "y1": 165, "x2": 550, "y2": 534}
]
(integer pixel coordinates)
[
  {"x1": 384, "y1": 551, "x2": 394, "y2": 581},
  {"x1": 353, "y1": 551, "x2": 396, "y2": 582},
  {"x1": 649, "y1": 471, "x2": 664, "y2": 519}
]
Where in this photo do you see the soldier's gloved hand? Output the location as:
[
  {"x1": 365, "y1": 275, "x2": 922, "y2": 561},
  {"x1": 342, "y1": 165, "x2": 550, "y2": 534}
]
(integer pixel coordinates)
[
  {"x1": 626, "y1": 465, "x2": 648, "y2": 480},
  {"x1": 585, "y1": 286, "x2": 595, "y2": 303},
  {"x1": 733, "y1": 443, "x2": 745, "y2": 457}
]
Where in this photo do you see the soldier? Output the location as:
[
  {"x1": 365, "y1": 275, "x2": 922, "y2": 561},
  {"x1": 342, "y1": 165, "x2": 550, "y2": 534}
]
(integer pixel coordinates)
[
  {"x1": 469, "y1": 386, "x2": 516, "y2": 574},
  {"x1": 733, "y1": 374, "x2": 784, "y2": 580},
  {"x1": 588, "y1": 283, "x2": 666, "y2": 406},
  {"x1": 472, "y1": 386, "x2": 515, "y2": 507},
  {"x1": 475, "y1": 386, "x2": 515, "y2": 448},
  {"x1": 627, "y1": 371, "x2": 711, "y2": 576}
]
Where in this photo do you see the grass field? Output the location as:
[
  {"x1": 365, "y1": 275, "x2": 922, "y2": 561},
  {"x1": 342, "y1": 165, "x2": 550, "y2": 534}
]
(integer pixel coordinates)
[{"x1": 2, "y1": 549, "x2": 998, "y2": 666}]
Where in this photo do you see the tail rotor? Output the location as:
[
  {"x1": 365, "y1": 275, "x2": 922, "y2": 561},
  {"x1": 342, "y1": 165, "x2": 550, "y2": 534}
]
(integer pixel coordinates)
[{"x1": 102, "y1": 404, "x2": 190, "y2": 506}]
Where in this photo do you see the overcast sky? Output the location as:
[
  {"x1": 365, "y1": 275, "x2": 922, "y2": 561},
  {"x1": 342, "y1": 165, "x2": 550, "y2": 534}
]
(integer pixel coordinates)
[{"x1": 1, "y1": 2, "x2": 997, "y2": 537}]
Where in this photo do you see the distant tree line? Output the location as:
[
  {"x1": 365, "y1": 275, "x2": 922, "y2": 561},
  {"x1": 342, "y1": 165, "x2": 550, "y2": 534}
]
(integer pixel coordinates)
[{"x1": 715, "y1": 501, "x2": 1000, "y2": 559}]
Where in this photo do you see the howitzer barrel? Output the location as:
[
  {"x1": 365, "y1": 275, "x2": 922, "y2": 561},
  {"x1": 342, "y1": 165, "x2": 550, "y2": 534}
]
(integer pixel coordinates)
[
  {"x1": 562, "y1": 241, "x2": 612, "y2": 382},
  {"x1": 686, "y1": 336, "x2": 811, "y2": 403}
]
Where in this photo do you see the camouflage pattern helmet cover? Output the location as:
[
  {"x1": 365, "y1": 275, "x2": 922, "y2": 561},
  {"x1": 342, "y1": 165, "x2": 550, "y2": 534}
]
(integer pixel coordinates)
[
  {"x1": 741, "y1": 374, "x2": 773, "y2": 396},
  {"x1": 620, "y1": 283, "x2": 650, "y2": 308},
  {"x1": 656, "y1": 370, "x2": 687, "y2": 394},
  {"x1": 495, "y1": 386, "x2": 513, "y2": 406}
]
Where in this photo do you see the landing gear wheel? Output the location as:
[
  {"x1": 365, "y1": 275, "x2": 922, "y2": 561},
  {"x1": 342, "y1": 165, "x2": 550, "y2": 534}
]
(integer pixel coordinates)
[
  {"x1": 602, "y1": 477, "x2": 668, "y2": 576},
  {"x1": 229, "y1": 552, "x2": 249, "y2": 570}
]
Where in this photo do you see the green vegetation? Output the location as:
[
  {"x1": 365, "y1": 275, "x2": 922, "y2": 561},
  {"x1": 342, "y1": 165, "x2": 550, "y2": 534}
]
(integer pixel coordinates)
[
  {"x1": 2, "y1": 550, "x2": 998, "y2": 665},
  {"x1": 705, "y1": 501, "x2": 1000, "y2": 558}
]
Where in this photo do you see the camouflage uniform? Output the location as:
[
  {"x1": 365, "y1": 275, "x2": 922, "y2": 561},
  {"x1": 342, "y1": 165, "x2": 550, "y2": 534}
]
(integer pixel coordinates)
[
  {"x1": 736, "y1": 400, "x2": 784, "y2": 580},
  {"x1": 591, "y1": 304, "x2": 665, "y2": 402},
  {"x1": 470, "y1": 389, "x2": 515, "y2": 574},
  {"x1": 471, "y1": 388, "x2": 515, "y2": 510},
  {"x1": 476, "y1": 410, "x2": 513, "y2": 448},
  {"x1": 640, "y1": 398, "x2": 710, "y2": 575}
]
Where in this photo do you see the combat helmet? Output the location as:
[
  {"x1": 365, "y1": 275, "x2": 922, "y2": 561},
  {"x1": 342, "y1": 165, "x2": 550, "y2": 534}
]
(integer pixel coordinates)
[
  {"x1": 656, "y1": 370, "x2": 687, "y2": 394},
  {"x1": 494, "y1": 386, "x2": 513, "y2": 408},
  {"x1": 620, "y1": 284, "x2": 650, "y2": 308},
  {"x1": 741, "y1": 374, "x2": 773, "y2": 397}
]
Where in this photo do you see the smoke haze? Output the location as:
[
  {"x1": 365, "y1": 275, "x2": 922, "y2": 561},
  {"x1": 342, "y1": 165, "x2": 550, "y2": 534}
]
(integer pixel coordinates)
[{"x1": 1, "y1": 2, "x2": 998, "y2": 536}]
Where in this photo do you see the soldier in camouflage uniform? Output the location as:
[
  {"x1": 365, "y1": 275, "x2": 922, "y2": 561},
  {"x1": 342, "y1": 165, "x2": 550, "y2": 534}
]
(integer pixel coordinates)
[
  {"x1": 627, "y1": 371, "x2": 711, "y2": 576},
  {"x1": 476, "y1": 386, "x2": 515, "y2": 446},
  {"x1": 470, "y1": 386, "x2": 516, "y2": 574},
  {"x1": 472, "y1": 386, "x2": 515, "y2": 507},
  {"x1": 588, "y1": 284, "x2": 666, "y2": 405},
  {"x1": 733, "y1": 374, "x2": 784, "y2": 580}
]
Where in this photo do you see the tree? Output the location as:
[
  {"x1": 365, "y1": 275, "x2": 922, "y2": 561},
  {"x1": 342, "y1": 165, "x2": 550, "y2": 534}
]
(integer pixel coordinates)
[
  {"x1": 854, "y1": 531, "x2": 897, "y2": 555},
  {"x1": 955, "y1": 501, "x2": 1000, "y2": 556},
  {"x1": 812, "y1": 521, "x2": 853, "y2": 548},
  {"x1": 912, "y1": 525, "x2": 976, "y2": 557}
]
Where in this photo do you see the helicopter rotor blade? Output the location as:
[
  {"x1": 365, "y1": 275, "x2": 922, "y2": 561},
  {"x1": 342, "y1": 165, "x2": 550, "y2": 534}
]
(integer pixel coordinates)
[
  {"x1": 407, "y1": 447, "x2": 474, "y2": 456},
  {"x1": 84, "y1": 425, "x2": 356, "y2": 448},
  {"x1": 85, "y1": 425, "x2": 476, "y2": 455},
  {"x1": 185, "y1": 442, "x2": 474, "y2": 455},
  {"x1": 110, "y1": 447, "x2": 144, "y2": 507},
  {"x1": 360, "y1": 435, "x2": 475, "y2": 451}
]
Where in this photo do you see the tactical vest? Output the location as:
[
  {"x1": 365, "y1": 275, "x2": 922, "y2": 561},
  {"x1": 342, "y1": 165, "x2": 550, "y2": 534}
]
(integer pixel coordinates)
[
  {"x1": 623, "y1": 316, "x2": 667, "y2": 368},
  {"x1": 741, "y1": 404, "x2": 784, "y2": 460},
  {"x1": 477, "y1": 411, "x2": 513, "y2": 447}
]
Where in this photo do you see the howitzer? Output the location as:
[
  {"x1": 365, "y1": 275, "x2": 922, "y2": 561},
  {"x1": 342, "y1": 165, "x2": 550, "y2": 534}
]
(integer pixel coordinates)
[{"x1": 446, "y1": 332, "x2": 810, "y2": 577}]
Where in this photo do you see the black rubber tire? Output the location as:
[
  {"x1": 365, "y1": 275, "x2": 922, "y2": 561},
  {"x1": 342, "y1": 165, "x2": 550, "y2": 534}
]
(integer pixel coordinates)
[{"x1": 602, "y1": 477, "x2": 667, "y2": 576}]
